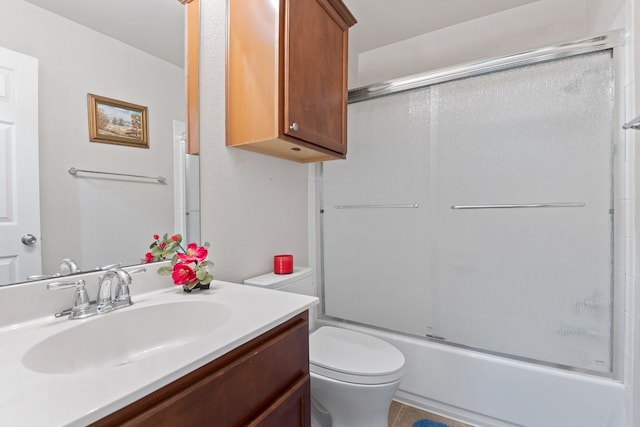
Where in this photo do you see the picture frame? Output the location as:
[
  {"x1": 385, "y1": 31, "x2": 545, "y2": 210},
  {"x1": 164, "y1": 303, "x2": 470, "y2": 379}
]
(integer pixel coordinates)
[{"x1": 87, "y1": 93, "x2": 149, "y2": 148}]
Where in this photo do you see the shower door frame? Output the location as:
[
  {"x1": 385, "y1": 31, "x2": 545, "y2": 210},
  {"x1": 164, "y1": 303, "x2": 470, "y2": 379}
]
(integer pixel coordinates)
[{"x1": 318, "y1": 29, "x2": 626, "y2": 379}]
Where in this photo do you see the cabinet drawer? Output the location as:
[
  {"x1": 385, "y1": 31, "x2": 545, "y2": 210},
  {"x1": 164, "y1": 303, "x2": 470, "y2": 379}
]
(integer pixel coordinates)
[
  {"x1": 248, "y1": 374, "x2": 310, "y2": 427},
  {"x1": 93, "y1": 312, "x2": 309, "y2": 427}
]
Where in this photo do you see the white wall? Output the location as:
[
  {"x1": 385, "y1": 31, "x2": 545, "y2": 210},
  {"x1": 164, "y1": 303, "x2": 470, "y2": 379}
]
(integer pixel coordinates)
[
  {"x1": 0, "y1": 0, "x2": 185, "y2": 274},
  {"x1": 351, "y1": 0, "x2": 628, "y2": 89},
  {"x1": 199, "y1": 0, "x2": 309, "y2": 284}
]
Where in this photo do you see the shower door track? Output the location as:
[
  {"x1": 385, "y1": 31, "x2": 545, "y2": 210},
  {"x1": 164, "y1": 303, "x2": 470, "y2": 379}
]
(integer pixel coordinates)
[
  {"x1": 319, "y1": 314, "x2": 612, "y2": 378},
  {"x1": 348, "y1": 30, "x2": 624, "y2": 103}
]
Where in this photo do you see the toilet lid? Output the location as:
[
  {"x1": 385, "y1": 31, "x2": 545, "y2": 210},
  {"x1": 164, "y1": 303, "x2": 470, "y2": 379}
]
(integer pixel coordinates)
[{"x1": 309, "y1": 326, "x2": 405, "y2": 385}]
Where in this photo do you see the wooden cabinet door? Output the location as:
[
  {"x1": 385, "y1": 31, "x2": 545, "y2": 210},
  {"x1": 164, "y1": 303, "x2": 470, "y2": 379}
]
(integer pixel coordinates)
[{"x1": 284, "y1": 0, "x2": 350, "y2": 155}]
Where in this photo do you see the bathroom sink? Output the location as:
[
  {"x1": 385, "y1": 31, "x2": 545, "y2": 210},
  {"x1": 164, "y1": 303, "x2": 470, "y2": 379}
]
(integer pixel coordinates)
[{"x1": 22, "y1": 300, "x2": 231, "y2": 374}]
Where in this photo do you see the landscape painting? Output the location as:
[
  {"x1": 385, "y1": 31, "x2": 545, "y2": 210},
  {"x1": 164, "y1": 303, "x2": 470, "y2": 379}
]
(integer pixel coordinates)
[{"x1": 88, "y1": 94, "x2": 149, "y2": 148}]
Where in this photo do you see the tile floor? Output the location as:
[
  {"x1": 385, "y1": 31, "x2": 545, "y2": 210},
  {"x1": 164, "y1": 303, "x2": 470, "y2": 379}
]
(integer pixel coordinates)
[{"x1": 388, "y1": 401, "x2": 474, "y2": 427}]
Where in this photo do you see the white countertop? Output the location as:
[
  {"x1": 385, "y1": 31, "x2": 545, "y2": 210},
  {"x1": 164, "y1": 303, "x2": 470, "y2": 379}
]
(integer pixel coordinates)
[{"x1": 0, "y1": 280, "x2": 317, "y2": 426}]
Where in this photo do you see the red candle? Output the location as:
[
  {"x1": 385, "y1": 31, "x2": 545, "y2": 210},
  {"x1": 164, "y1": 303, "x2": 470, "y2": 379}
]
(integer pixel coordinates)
[{"x1": 274, "y1": 254, "x2": 293, "y2": 274}]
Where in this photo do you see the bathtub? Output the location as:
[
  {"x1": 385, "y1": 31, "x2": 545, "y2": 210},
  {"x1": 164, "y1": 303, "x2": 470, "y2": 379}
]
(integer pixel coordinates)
[{"x1": 316, "y1": 319, "x2": 626, "y2": 427}]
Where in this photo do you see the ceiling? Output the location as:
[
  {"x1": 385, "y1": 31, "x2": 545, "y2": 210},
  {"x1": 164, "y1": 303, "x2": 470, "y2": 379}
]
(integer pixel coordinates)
[
  {"x1": 345, "y1": 0, "x2": 539, "y2": 53},
  {"x1": 23, "y1": 0, "x2": 185, "y2": 67},
  {"x1": 23, "y1": 0, "x2": 540, "y2": 67}
]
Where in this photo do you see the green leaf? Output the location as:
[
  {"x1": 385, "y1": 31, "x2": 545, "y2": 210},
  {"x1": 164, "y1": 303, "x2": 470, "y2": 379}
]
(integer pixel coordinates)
[
  {"x1": 199, "y1": 273, "x2": 213, "y2": 285},
  {"x1": 161, "y1": 249, "x2": 173, "y2": 258},
  {"x1": 157, "y1": 266, "x2": 172, "y2": 276},
  {"x1": 200, "y1": 260, "x2": 214, "y2": 268},
  {"x1": 196, "y1": 268, "x2": 208, "y2": 281}
]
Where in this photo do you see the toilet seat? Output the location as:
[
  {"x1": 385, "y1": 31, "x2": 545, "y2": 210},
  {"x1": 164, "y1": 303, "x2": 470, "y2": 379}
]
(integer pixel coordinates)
[{"x1": 309, "y1": 326, "x2": 405, "y2": 385}]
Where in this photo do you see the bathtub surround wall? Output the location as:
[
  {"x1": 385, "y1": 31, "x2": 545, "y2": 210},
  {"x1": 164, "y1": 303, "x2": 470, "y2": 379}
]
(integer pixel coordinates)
[
  {"x1": 622, "y1": 1, "x2": 638, "y2": 426},
  {"x1": 0, "y1": 0, "x2": 184, "y2": 274},
  {"x1": 630, "y1": 0, "x2": 640, "y2": 425}
]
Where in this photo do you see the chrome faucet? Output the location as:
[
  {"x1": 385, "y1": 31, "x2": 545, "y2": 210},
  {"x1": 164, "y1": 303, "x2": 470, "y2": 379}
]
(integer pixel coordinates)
[
  {"x1": 49, "y1": 266, "x2": 146, "y2": 319},
  {"x1": 27, "y1": 258, "x2": 81, "y2": 281},
  {"x1": 58, "y1": 258, "x2": 80, "y2": 275},
  {"x1": 97, "y1": 267, "x2": 145, "y2": 313}
]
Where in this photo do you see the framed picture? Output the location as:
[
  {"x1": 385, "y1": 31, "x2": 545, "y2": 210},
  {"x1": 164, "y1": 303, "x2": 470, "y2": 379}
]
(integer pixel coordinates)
[{"x1": 87, "y1": 93, "x2": 149, "y2": 148}]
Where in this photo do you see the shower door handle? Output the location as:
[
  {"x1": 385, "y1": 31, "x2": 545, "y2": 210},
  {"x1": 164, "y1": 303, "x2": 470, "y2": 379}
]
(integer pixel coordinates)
[{"x1": 450, "y1": 202, "x2": 585, "y2": 210}]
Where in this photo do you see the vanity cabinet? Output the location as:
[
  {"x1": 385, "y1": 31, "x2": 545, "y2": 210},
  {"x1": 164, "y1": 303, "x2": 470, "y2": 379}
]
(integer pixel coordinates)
[
  {"x1": 92, "y1": 312, "x2": 310, "y2": 427},
  {"x1": 226, "y1": 0, "x2": 356, "y2": 163}
]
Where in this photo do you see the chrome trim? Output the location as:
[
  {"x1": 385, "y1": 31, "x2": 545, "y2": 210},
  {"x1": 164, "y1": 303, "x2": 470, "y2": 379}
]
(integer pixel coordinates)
[
  {"x1": 622, "y1": 115, "x2": 640, "y2": 130},
  {"x1": 348, "y1": 30, "x2": 624, "y2": 103},
  {"x1": 451, "y1": 202, "x2": 585, "y2": 210},
  {"x1": 318, "y1": 315, "x2": 614, "y2": 379},
  {"x1": 68, "y1": 167, "x2": 166, "y2": 184}
]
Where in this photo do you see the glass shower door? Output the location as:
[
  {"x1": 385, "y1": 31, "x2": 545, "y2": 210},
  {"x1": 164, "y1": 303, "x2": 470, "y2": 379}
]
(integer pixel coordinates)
[
  {"x1": 430, "y1": 51, "x2": 614, "y2": 372},
  {"x1": 323, "y1": 87, "x2": 434, "y2": 336},
  {"x1": 322, "y1": 49, "x2": 615, "y2": 373}
]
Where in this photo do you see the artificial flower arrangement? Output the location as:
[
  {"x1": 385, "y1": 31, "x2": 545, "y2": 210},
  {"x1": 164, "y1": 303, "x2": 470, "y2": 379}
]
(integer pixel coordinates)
[{"x1": 144, "y1": 233, "x2": 213, "y2": 292}]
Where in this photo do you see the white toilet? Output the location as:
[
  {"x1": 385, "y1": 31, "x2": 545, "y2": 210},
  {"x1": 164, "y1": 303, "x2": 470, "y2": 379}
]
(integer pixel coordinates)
[{"x1": 244, "y1": 267, "x2": 405, "y2": 427}]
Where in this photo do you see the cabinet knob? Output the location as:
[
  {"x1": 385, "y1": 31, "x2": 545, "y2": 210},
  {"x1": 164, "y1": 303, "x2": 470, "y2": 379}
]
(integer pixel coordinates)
[{"x1": 289, "y1": 122, "x2": 299, "y2": 132}]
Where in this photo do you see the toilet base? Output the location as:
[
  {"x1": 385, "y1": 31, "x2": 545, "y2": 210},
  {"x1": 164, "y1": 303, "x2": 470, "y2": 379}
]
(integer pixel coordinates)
[
  {"x1": 310, "y1": 396, "x2": 332, "y2": 427},
  {"x1": 310, "y1": 372, "x2": 401, "y2": 427}
]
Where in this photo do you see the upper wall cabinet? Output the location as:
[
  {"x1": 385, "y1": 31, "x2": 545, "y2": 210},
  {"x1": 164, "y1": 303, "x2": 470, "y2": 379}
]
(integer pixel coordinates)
[{"x1": 227, "y1": 0, "x2": 356, "y2": 163}]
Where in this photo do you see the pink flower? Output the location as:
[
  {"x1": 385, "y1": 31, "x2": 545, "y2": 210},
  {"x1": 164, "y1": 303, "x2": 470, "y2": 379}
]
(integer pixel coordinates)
[
  {"x1": 171, "y1": 234, "x2": 180, "y2": 242},
  {"x1": 159, "y1": 241, "x2": 166, "y2": 249},
  {"x1": 172, "y1": 263, "x2": 196, "y2": 285},
  {"x1": 144, "y1": 252, "x2": 154, "y2": 263},
  {"x1": 177, "y1": 243, "x2": 208, "y2": 263}
]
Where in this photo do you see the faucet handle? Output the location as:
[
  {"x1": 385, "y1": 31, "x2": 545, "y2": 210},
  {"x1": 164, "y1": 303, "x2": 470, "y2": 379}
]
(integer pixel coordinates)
[
  {"x1": 114, "y1": 267, "x2": 146, "y2": 303},
  {"x1": 47, "y1": 279, "x2": 93, "y2": 319}
]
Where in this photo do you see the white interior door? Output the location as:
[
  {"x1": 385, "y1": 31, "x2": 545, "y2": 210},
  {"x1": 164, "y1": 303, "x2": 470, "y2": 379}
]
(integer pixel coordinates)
[{"x1": 0, "y1": 46, "x2": 41, "y2": 285}]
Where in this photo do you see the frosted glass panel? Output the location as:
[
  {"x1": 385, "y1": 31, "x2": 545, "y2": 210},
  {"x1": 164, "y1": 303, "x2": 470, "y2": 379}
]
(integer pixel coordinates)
[
  {"x1": 322, "y1": 50, "x2": 614, "y2": 373},
  {"x1": 432, "y1": 51, "x2": 613, "y2": 372},
  {"x1": 323, "y1": 88, "x2": 433, "y2": 336}
]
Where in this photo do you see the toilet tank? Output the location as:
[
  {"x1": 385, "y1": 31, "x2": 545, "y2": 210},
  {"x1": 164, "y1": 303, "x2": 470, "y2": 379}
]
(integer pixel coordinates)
[{"x1": 243, "y1": 267, "x2": 315, "y2": 296}]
